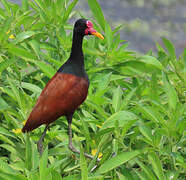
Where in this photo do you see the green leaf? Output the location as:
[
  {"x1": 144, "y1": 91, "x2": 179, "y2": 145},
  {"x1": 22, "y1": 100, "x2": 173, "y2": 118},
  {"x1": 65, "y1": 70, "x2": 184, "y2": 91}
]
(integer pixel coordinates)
[
  {"x1": 15, "y1": 10, "x2": 33, "y2": 28},
  {"x1": 1, "y1": 0, "x2": 12, "y2": 16},
  {"x1": 0, "y1": 172, "x2": 27, "y2": 180},
  {"x1": 80, "y1": 145, "x2": 88, "y2": 180},
  {"x1": 119, "y1": 168, "x2": 135, "y2": 180},
  {"x1": 6, "y1": 44, "x2": 37, "y2": 61},
  {"x1": 33, "y1": 61, "x2": 56, "y2": 78},
  {"x1": 84, "y1": 47, "x2": 105, "y2": 56},
  {"x1": 135, "y1": 170, "x2": 149, "y2": 180},
  {"x1": 88, "y1": 175, "x2": 104, "y2": 179},
  {"x1": 121, "y1": 87, "x2": 137, "y2": 109},
  {"x1": 105, "y1": 21, "x2": 113, "y2": 49},
  {"x1": 33, "y1": 0, "x2": 47, "y2": 13},
  {"x1": 62, "y1": 0, "x2": 78, "y2": 24},
  {"x1": 85, "y1": 100, "x2": 108, "y2": 119},
  {"x1": 0, "y1": 57, "x2": 17, "y2": 74},
  {"x1": 162, "y1": 37, "x2": 176, "y2": 58},
  {"x1": 165, "y1": 171, "x2": 179, "y2": 180},
  {"x1": 14, "y1": 31, "x2": 43, "y2": 44},
  {"x1": 39, "y1": 147, "x2": 49, "y2": 180},
  {"x1": 51, "y1": 170, "x2": 62, "y2": 180},
  {"x1": 162, "y1": 72, "x2": 179, "y2": 110},
  {"x1": 0, "y1": 144, "x2": 17, "y2": 154},
  {"x1": 0, "y1": 17, "x2": 12, "y2": 43},
  {"x1": 7, "y1": 78, "x2": 22, "y2": 109},
  {"x1": 96, "y1": 150, "x2": 141, "y2": 174},
  {"x1": 0, "y1": 134, "x2": 15, "y2": 146},
  {"x1": 117, "y1": 172, "x2": 127, "y2": 180},
  {"x1": 21, "y1": 82, "x2": 42, "y2": 94},
  {"x1": 101, "y1": 111, "x2": 138, "y2": 129},
  {"x1": 22, "y1": 0, "x2": 29, "y2": 11},
  {"x1": 87, "y1": 0, "x2": 105, "y2": 31},
  {"x1": 97, "y1": 73, "x2": 112, "y2": 90},
  {"x1": 148, "y1": 151, "x2": 166, "y2": 180},
  {"x1": 136, "y1": 104, "x2": 160, "y2": 124},
  {"x1": 25, "y1": 134, "x2": 32, "y2": 171},
  {"x1": 112, "y1": 86, "x2": 123, "y2": 112},
  {"x1": 28, "y1": 39, "x2": 41, "y2": 59},
  {"x1": 0, "y1": 127, "x2": 15, "y2": 138},
  {"x1": 62, "y1": 175, "x2": 81, "y2": 180},
  {"x1": 121, "y1": 118, "x2": 138, "y2": 137},
  {"x1": 0, "y1": 159, "x2": 16, "y2": 174},
  {"x1": 138, "y1": 55, "x2": 163, "y2": 70},
  {"x1": 139, "y1": 124, "x2": 153, "y2": 143},
  {"x1": 31, "y1": 142, "x2": 40, "y2": 171},
  {"x1": 81, "y1": 117, "x2": 92, "y2": 149},
  {"x1": 88, "y1": 134, "x2": 109, "y2": 172},
  {"x1": 135, "y1": 160, "x2": 157, "y2": 180},
  {"x1": 0, "y1": 97, "x2": 9, "y2": 111}
]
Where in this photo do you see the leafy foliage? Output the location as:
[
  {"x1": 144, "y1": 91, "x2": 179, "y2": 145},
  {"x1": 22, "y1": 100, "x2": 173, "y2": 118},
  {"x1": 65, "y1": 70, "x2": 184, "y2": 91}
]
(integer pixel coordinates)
[{"x1": 0, "y1": 0, "x2": 185, "y2": 179}]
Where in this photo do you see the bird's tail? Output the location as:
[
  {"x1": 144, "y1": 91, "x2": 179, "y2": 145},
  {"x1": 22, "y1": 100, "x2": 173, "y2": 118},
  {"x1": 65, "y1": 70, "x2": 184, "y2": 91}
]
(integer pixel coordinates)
[{"x1": 22, "y1": 118, "x2": 43, "y2": 133}]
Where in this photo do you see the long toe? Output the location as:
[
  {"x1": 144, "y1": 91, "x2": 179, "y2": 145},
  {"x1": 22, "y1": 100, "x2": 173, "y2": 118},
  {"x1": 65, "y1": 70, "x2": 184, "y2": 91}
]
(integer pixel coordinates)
[{"x1": 68, "y1": 143, "x2": 80, "y2": 154}]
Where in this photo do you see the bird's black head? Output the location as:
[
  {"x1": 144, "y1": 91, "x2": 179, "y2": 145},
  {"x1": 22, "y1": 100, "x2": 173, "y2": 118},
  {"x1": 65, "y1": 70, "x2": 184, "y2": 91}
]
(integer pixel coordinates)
[{"x1": 73, "y1": 18, "x2": 104, "y2": 39}]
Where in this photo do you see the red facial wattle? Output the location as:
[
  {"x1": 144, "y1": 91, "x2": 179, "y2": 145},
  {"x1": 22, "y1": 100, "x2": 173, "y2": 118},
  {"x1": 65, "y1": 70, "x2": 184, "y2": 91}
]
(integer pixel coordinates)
[
  {"x1": 85, "y1": 20, "x2": 104, "y2": 39},
  {"x1": 85, "y1": 27, "x2": 96, "y2": 35}
]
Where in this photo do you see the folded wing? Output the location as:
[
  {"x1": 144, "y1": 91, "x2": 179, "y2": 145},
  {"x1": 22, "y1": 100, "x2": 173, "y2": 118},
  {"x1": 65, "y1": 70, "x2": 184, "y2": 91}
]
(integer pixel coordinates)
[{"x1": 22, "y1": 73, "x2": 89, "y2": 132}]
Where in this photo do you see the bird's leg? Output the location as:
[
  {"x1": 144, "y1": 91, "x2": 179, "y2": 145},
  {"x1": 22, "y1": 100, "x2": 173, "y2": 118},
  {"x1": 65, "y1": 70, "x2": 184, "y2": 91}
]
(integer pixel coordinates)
[
  {"x1": 68, "y1": 122, "x2": 80, "y2": 154},
  {"x1": 68, "y1": 122, "x2": 95, "y2": 159},
  {"x1": 37, "y1": 124, "x2": 49, "y2": 155},
  {"x1": 67, "y1": 115, "x2": 99, "y2": 161}
]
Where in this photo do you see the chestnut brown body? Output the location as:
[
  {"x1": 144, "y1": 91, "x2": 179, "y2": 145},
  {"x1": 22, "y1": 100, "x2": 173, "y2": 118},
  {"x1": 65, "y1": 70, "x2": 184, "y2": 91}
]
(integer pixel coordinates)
[{"x1": 22, "y1": 73, "x2": 89, "y2": 132}]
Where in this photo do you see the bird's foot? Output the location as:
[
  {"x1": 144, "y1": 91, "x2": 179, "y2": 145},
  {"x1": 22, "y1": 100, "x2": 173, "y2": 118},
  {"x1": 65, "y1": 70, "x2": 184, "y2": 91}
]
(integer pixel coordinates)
[
  {"x1": 68, "y1": 143, "x2": 100, "y2": 162},
  {"x1": 68, "y1": 142, "x2": 80, "y2": 154}
]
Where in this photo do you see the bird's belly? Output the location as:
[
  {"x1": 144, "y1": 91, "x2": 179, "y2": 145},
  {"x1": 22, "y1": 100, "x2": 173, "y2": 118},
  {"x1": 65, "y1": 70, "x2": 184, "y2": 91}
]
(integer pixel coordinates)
[
  {"x1": 41, "y1": 73, "x2": 89, "y2": 124},
  {"x1": 51, "y1": 77, "x2": 89, "y2": 118}
]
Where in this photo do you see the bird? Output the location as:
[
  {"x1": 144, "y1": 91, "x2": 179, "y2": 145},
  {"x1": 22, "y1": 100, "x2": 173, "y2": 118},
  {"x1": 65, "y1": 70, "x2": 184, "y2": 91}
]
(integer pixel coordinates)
[{"x1": 22, "y1": 19, "x2": 104, "y2": 159}]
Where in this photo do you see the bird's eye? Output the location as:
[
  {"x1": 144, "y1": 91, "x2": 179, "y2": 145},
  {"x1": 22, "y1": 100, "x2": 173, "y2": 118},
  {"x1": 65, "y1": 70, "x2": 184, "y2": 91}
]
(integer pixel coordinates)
[{"x1": 86, "y1": 21, "x2": 93, "y2": 28}]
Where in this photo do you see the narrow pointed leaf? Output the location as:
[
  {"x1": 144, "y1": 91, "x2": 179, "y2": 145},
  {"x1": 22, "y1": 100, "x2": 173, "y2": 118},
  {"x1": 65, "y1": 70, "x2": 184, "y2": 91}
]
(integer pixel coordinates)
[
  {"x1": 0, "y1": 98, "x2": 9, "y2": 111},
  {"x1": 105, "y1": 22, "x2": 113, "y2": 49},
  {"x1": 162, "y1": 72, "x2": 178, "y2": 110},
  {"x1": 33, "y1": 61, "x2": 56, "y2": 78},
  {"x1": 14, "y1": 31, "x2": 43, "y2": 44},
  {"x1": 135, "y1": 160, "x2": 156, "y2": 180},
  {"x1": 62, "y1": 0, "x2": 78, "y2": 24},
  {"x1": 80, "y1": 145, "x2": 88, "y2": 180},
  {"x1": 96, "y1": 150, "x2": 141, "y2": 174},
  {"x1": 162, "y1": 38, "x2": 176, "y2": 58},
  {"x1": 101, "y1": 111, "x2": 138, "y2": 129},
  {"x1": 25, "y1": 134, "x2": 32, "y2": 171},
  {"x1": 21, "y1": 82, "x2": 42, "y2": 94},
  {"x1": 139, "y1": 124, "x2": 153, "y2": 143},
  {"x1": 112, "y1": 86, "x2": 123, "y2": 112},
  {"x1": 39, "y1": 147, "x2": 49, "y2": 180},
  {"x1": 148, "y1": 152, "x2": 165, "y2": 180},
  {"x1": 0, "y1": 57, "x2": 17, "y2": 73},
  {"x1": 6, "y1": 44, "x2": 37, "y2": 60},
  {"x1": 138, "y1": 55, "x2": 163, "y2": 70},
  {"x1": 87, "y1": 0, "x2": 105, "y2": 31}
]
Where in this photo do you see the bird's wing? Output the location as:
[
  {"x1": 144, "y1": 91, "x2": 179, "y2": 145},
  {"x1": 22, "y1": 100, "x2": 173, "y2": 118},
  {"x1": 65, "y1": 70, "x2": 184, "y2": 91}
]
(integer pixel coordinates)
[{"x1": 22, "y1": 73, "x2": 89, "y2": 132}]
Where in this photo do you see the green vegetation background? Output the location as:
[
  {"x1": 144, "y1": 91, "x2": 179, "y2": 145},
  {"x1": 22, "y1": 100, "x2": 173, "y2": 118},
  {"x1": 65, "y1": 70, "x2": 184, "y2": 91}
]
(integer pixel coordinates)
[{"x1": 0, "y1": 0, "x2": 185, "y2": 179}]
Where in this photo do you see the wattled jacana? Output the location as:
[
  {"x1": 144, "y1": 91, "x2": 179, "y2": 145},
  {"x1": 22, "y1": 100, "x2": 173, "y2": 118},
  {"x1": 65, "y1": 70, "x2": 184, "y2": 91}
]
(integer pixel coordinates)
[{"x1": 22, "y1": 19, "x2": 104, "y2": 159}]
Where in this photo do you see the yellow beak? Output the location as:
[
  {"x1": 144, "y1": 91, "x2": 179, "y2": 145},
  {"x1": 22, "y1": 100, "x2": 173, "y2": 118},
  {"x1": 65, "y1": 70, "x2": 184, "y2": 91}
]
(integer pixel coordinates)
[{"x1": 91, "y1": 31, "x2": 104, "y2": 39}]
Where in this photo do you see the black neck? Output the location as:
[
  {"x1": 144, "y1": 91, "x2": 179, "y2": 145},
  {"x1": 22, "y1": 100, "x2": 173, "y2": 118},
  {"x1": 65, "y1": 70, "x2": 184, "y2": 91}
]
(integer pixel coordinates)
[
  {"x1": 69, "y1": 31, "x2": 84, "y2": 63},
  {"x1": 57, "y1": 30, "x2": 87, "y2": 78}
]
